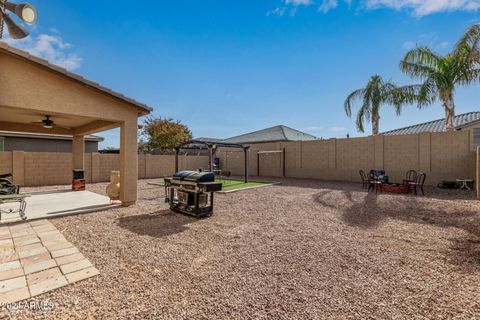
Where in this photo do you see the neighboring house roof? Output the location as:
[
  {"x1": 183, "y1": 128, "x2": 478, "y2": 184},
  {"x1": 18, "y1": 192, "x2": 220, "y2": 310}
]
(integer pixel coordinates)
[
  {"x1": 382, "y1": 112, "x2": 480, "y2": 136},
  {"x1": 195, "y1": 137, "x2": 225, "y2": 143},
  {"x1": 222, "y1": 125, "x2": 318, "y2": 144},
  {"x1": 0, "y1": 41, "x2": 152, "y2": 115},
  {"x1": 0, "y1": 131, "x2": 104, "y2": 142}
]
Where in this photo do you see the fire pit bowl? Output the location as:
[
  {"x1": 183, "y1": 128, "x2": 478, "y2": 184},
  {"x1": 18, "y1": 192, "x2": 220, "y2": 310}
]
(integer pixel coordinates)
[{"x1": 381, "y1": 183, "x2": 409, "y2": 194}]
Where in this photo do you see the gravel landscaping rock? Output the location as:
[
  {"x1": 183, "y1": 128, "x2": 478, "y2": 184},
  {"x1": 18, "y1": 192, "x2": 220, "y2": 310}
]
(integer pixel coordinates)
[{"x1": 4, "y1": 178, "x2": 480, "y2": 319}]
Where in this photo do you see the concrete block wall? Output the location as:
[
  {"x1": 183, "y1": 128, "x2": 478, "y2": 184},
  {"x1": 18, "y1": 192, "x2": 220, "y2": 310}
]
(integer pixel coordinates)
[
  {"x1": 0, "y1": 152, "x2": 12, "y2": 178},
  {"x1": 217, "y1": 131, "x2": 476, "y2": 186},
  {"x1": 0, "y1": 152, "x2": 208, "y2": 187},
  {"x1": 0, "y1": 131, "x2": 474, "y2": 187}
]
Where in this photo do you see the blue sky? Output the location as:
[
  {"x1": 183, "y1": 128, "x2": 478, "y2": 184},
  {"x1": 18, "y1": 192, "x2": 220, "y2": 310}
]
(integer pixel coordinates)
[{"x1": 4, "y1": 0, "x2": 480, "y2": 148}]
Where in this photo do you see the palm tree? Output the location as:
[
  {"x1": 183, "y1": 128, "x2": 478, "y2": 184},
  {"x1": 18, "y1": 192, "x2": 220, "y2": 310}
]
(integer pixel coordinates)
[
  {"x1": 399, "y1": 46, "x2": 479, "y2": 131},
  {"x1": 344, "y1": 75, "x2": 402, "y2": 135},
  {"x1": 455, "y1": 23, "x2": 480, "y2": 64}
]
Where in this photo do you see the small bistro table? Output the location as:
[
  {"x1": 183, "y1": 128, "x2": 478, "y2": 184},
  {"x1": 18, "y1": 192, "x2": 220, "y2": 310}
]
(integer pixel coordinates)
[
  {"x1": 456, "y1": 179, "x2": 473, "y2": 190},
  {"x1": 0, "y1": 194, "x2": 29, "y2": 221}
]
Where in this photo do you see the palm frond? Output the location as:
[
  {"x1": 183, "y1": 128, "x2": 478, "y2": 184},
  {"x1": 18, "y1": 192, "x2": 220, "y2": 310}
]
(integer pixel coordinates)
[
  {"x1": 401, "y1": 47, "x2": 441, "y2": 79},
  {"x1": 356, "y1": 104, "x2": 370, "y2": 133},
  {"x1": 344, "y1": 88, "x2": 366, "y2": 117},
  {"x1": 399, "y1": 61, "x2": 437, "y2": 79},
  {"x1": 455, "y1": 23, "x2": 480, "y2": 63}
]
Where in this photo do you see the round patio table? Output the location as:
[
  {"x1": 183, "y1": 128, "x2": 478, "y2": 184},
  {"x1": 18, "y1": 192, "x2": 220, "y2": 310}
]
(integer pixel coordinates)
[{"x1": 456, "y1": 179, "x2": 473, "y2": 190}]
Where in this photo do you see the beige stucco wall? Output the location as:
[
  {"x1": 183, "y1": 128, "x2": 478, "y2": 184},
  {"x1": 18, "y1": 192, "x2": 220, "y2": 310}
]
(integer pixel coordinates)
[
  {"x1": 0, "y1": 131, "x2": 474, "y2": 187},
  {"x1": 0, "y1": 152, "x2": 12, "y2": 176},
  {"x1": 0, "y1": 152, "x2": 208, "y2": 186},
  {"x1": 217, "y1": 131, "x2": 475, "y2": 186}
]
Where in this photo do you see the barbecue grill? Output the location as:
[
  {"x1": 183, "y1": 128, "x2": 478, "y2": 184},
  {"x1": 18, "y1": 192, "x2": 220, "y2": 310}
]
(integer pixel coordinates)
[{"x1": 164, "y1": 170, "x2": 222, "y2": 218}]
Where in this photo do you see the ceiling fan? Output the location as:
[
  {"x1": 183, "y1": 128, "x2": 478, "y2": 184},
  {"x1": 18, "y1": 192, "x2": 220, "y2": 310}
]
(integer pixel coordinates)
[{"x1": 31, "y1": 115, "x2": 70, "y2": 130}]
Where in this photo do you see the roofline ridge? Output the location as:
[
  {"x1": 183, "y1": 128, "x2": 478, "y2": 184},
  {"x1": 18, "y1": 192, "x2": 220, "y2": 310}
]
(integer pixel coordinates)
[
  {"x1": 279, "y1": 125, "x2": 287, "y2": 140},
  {"x1": 382, "y1": 111, "x2": 480, "y2": 134}
]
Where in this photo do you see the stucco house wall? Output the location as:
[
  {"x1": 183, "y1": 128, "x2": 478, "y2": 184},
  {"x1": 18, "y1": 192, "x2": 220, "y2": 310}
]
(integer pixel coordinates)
[{"x1": 2, "y1": 136, "x2": 99, "y2": 153}]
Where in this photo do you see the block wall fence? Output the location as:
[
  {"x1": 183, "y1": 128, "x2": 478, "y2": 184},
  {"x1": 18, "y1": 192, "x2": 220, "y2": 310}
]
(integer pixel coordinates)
[
  {"x1": 0, "y1": 152, "x2": 209, "y2": 186},
  {"x1": 217, "y1": 131, "x2": 476, "y2": 186},
  {"x1": 0, "y1": 131, "x2": 476, "y2": 187}
]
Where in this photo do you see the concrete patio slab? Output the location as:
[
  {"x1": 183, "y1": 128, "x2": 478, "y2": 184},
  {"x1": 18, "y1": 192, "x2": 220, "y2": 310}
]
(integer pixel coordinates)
[
  {"x1": 0, "y1": 191, "x2": 114, "y2": 223},
  {"x1": 0, "y1": 220, "x2": 99, "y2": 304}
]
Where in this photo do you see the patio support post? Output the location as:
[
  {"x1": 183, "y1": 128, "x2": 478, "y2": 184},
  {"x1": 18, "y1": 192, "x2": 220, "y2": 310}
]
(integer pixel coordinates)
[
  {"x1": 120, "y1": 118, "x2": 138, "y2": 206},
  {"x1": 72, "y1": 135, "x2": 85, "y2": 171},
  {"x1": 477, "y1": 146, "x2": 480, "y2": 200},
  {"x1": 175, "y1": 149, "x2": 179, "y2": 172},
  {"x1": 208, "y1": 147, "x2": 213, "y2": 171},
  {"x1": 244, "y1": 147, "x2": 249, "y2": 183}
]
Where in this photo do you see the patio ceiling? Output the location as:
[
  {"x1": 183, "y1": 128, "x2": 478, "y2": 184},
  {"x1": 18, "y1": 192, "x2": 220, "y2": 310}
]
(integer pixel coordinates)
[{"x1": 0, "y1": 105, "x2": 118, "y2": 136}]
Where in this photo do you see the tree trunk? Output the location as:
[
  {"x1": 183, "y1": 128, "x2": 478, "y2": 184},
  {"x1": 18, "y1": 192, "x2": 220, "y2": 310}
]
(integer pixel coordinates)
[
  {"x1": 372, "y1": 113, "x2": 380, "y2": 136},
  {"x1": 442, "y1": 92, "x2": 456, "y2": 132}
]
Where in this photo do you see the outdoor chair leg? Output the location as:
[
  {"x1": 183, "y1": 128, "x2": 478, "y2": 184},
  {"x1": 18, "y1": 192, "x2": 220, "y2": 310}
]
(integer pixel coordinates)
[{"x1": 421, "y1": 186, "x2": 424, "y2": 196}]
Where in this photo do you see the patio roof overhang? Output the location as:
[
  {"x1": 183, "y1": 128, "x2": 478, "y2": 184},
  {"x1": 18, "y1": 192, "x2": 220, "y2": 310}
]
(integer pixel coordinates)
[{"x1": 0, "y1": 41, "x2": 152, "y2": 206}]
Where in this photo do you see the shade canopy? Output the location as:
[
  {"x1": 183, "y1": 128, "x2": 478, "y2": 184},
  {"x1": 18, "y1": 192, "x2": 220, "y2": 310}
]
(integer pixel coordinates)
[{"x1": 175, "y1": 139, "x2": 249, "y2": 183}]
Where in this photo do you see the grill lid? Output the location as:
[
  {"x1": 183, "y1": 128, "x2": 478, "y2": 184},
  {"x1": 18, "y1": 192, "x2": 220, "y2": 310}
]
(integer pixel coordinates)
[{"x1": 173, "y1": 171, "x2": 215, "y2": 182}]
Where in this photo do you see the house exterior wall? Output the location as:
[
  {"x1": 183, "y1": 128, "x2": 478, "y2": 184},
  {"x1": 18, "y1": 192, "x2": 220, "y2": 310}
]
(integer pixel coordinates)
[{"x1": 3, "y1": 137, "x2": 98, "y2": 153}]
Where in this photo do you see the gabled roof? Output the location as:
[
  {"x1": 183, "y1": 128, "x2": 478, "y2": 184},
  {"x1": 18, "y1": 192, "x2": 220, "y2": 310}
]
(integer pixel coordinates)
[
  {"x1": 0, "y1": 131, "x2": 104, "y2": 142},
  {"x1": 382, "y1": 112, "x2": 480, "y2": 136},
  {"x1": 195, "y1": 137, "x2": 224, "y2": 143},
  {"x1": 0, "y1": 41, "x2": 152, "y2": 115},
  {"x1": 222, "y1": 125, "x2": 318, "y2": 144}
]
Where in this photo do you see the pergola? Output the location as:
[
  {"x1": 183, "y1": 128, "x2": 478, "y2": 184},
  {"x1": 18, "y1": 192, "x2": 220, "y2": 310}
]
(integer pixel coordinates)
[
  {"x1": 175, "y1": 140, "x2": 249, "y2": 182},
  {"x1": 0, "y1": 42, "x2": 151, "y2": 206}
]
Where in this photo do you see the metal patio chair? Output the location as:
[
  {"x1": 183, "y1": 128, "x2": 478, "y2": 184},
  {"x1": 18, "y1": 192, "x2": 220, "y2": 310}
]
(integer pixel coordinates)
[
  {"x1": 403, "y1": 170, "x2": 417, "y2": 185},
  {"x1": 409, "y1": 173, "x2": 426, "y2": 196}
]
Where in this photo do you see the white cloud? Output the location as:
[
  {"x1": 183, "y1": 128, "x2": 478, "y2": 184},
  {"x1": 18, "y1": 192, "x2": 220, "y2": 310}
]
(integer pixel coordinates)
[
  {"x1": 330, "y1": 126, "x2": 347, "y2": 132},
  {"x1": 285, "y1": 0, "x2": 314, "y2": 5},
  {"x1": 306, "y1": 126, "x2": 323, "y2": 131},
  {"x1": 267, "y1": 6, "x2": 287, "y2": 16},
  {"x1": 270, "y1": 0, "x2": 480, "y2": 16},
  {"x1": 268, "y1": 0, "x2": 315, "y2": 16},
  {"x1": 438, "y1": 41, "x2": 450, "y2": 49},
  {"x1": 365, "y1": 0, "x2": 480, "y2": 16},
  {"x1": 4, "y1": 33, "x2": 82, "y2": 71},
  {"x1": 402, "y1": 33, "x2": 451, "y2": 52},
  {"x1": 319, "y1": 0, "x2": 339, "y2": 13},
  {"x1": 402, "y1": 41, "x2": 416, "y2": 49}
]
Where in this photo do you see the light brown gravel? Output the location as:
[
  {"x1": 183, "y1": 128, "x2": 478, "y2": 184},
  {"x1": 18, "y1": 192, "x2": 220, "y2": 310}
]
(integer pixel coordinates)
[{"x1": 4, "y1": 178, "x2": 480, "y2": 319}]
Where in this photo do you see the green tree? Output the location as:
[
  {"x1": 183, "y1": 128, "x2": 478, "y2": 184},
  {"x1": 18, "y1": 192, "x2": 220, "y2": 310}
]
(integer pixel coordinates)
[
  {"x1": 399, "y1": 46, "x2": 479, "y2": 131},
  {"x1": 139, "y1": 117, "x2": 192, "y2": 152},
  {"x1": 344, "y1": 75, "x2": 403, "y2": 135}
]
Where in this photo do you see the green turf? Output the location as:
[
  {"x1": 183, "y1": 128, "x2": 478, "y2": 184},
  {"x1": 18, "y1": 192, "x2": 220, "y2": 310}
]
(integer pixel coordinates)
[{"x1": 215, "y1": 178, "x2": 271, "y2": 192}]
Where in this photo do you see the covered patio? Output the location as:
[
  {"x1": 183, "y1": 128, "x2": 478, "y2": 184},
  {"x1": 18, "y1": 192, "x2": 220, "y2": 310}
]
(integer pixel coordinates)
[
  {"x1": 0, "y1": 42, "x2": 151, "y2": 207},
  {"x1": 0, "y1": 190, "x2": 115, "y2": 223}
]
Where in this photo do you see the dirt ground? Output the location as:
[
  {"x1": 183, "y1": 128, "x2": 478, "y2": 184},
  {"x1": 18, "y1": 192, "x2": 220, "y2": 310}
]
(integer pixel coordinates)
[{"x1": 5, "y1": 178, "x2": 480, "y2": 319}]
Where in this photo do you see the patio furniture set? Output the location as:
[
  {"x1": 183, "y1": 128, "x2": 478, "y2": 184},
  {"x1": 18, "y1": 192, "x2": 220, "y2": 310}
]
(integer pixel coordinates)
[
  {"x1": 360, "y1": 169, "x2": 426, "y2": 195},
  {"x1": 0, "y1": 173, "x2": 28, "y2": 220}
]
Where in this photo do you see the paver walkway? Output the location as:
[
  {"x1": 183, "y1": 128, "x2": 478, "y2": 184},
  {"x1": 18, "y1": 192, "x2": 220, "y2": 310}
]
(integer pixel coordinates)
[{"x1": 0, "y1": 219, "x2": 99, "y2": 304}]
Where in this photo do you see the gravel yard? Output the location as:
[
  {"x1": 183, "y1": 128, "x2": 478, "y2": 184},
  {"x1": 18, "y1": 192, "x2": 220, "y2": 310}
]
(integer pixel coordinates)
[{"x1": 5, "y1": 178, "x2": 480, "y2": 319}]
